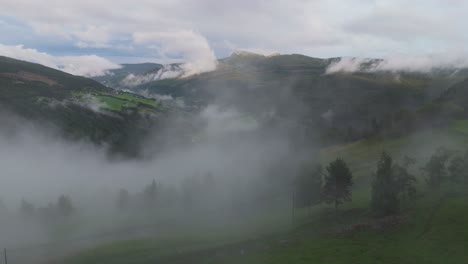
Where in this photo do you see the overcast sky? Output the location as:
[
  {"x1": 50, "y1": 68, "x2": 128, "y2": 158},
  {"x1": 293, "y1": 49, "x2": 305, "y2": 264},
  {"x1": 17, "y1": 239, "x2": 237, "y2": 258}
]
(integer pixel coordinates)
[{"x1": 0, "y1": 0, "x2": 467, "y2": 76}]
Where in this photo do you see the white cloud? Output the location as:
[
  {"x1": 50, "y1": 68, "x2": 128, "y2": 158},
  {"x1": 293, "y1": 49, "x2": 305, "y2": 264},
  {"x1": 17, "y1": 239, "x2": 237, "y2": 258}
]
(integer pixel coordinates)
[
  {"x1": 326, "y1": 53, "x2": 468, "y2": 74},
  {"x1": 133, "y1": 30, "x2": 217, "y2": 76},
  {"x1": 1, "y1": 0, "x2": 468, "y2": 60},
  {"x1": 200, "y1": 105, "x2": 258, "y2": 137},
  {"x1": 0, "y1": 44, "x2": 121, "y2": 76},
  {"x1": 73, "y1": 25, "x2": 111, "y2": 48},
  {"x1": 121, "y1": 65, "x2": 184, "y2": 87}
]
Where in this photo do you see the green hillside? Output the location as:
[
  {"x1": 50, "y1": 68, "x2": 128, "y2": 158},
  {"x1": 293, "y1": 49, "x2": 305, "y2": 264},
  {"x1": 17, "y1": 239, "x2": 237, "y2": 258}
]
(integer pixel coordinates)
[
  {"x1": 0, "y1": 56, "x2": 167, "y2": 156},
  {"x1": 94, "y1": 53, "x2": 468, "y2": 147}
]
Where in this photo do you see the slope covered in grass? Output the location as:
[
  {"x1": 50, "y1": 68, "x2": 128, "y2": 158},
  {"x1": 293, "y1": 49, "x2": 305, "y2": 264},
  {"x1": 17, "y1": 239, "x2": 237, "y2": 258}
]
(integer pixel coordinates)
[{"x1": 0, "y1": 56, "x2": 168, "y2": 157}]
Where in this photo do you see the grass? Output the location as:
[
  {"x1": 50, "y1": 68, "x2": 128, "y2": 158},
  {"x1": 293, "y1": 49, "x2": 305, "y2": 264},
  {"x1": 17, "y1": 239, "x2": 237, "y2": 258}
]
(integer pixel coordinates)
[
  {"x1": 213, "y1": 189, "x2": 468, "y2": 264},
  {"x1": 450, "y1": 120, "x2": 468, "y2": 136},
  {"x1": 53, "y1": 188, "x2": 468, "y2": 264},
  {"x1": 93, "y1": 92, "x2": 161, "y2": 112},
  {"x1": 113, "y1": 92, "x2": 157, "y2": 107},
  {"x1": 95, "y1": 95, "x2": 138, "y2": 111}
]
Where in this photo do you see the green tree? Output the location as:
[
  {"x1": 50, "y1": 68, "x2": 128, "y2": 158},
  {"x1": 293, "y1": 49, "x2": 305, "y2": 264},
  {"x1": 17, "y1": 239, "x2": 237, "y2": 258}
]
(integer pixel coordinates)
[
  {"x1": 447, "y1": 150, "x2": 468, "y2": 184},
  {"x1": 323, "y1": 158, "x2": 353, "y2": 213},
  {"x1": 117, "y1": 188, "x2": 130, "y2": 210},
  {"x1": 144, "y1": 179, "x2": 158, "y2": 207},
  {"x1": 448, "y1": 155, "x2": 465, "y2": 183},
  {"x1": 371, "y1": 152, "x2": 399, "y2": 217},
  {"x1": 20, "y1": 199, "x2": 35, "y2": 218},
  {"x1": 293, "y1": 164, "x2": 323, "y2": 209},
  {"x1": 423, "y1": 147, "x2": 452, "y2": 189},
  {"x1": 57, "y1": 195, "x2": 74, "y2": 217},
  {"x1": 394, "y1": 155, "x2": 417, "y2": 202}
]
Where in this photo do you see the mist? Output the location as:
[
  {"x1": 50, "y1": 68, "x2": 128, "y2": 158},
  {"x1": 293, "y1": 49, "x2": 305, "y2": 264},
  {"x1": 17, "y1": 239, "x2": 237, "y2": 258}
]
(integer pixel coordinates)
[
  {"x1": 0, "y1": 100, "x2": 300, "y2": 262},
  {"x1": 121, "y1": 64, "x2": 185, "y2": 87},
  {"x1": 326, "y1": 53, "x2": 468, "y2": 74}
]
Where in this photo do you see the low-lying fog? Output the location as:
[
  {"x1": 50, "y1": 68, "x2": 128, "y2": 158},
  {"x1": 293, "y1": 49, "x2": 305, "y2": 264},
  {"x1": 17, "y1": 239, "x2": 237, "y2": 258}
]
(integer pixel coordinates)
[{"x1": 0, "y1": 104, "x2": 304, "y2": 262}]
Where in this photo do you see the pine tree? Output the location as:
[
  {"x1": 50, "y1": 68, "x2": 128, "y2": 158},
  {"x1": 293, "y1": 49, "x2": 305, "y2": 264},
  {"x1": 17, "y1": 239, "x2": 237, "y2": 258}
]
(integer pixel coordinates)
[
  {"x1": 371, "y1": 152, "x2": 399, "y2": 217},
  {"x1": 423, "y1": 147, "x2": 451, "y2": 189},
  {"x1": 20, "y1": 199, "x2": 35, "y2": 218},
  {"x1": 448, "y1": 155, "x2": 464, "y2": 183},
  {"x1": 293, "y1": 164, "x2": 323, "y2": 209},
  {"x1": 57, "y1": 195, "x2": 74, "y2": 217},
  {"x1": 117, "y1": 188, "x2": 130, "y2": 210},
  {"x1": 144, "y1": 179, "x2": 158, "y2": 207},
  {"x1": 394, "y1": 155, "x2": 417, "y2": 203},
  {"x1": 323, "y1": 158, "x2": 353, "y2": 213}
]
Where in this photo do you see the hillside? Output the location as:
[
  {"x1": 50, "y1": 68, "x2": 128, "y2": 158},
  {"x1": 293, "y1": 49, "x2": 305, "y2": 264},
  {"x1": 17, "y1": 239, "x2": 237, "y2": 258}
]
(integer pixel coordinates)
[
  {"x1": 92, "y1": 63, "x2": 163, "y2": 89},
  {"x1": 94, "y1": 53, "x2": 468, "y2": 145},
  {"x1": 0, "y1": 56, "x2": 167, "y2": 156}
]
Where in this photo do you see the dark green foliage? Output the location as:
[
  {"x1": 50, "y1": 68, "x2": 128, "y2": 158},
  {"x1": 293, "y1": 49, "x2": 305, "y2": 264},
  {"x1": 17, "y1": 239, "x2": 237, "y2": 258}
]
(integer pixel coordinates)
[
  {"x1": 447, "y1": 151, "x2": 468, "y2": 184},
  {"x1": 448, "y1": 155, "x2": 465, "y2": 183},
  {"x1": 394, "y1": 155, "x2": 417, "y2": 202},
  {"x1": 57, "y1": 195, "x2": 74, "y2": 217},
  {"x1": 371, "y1": 152, "x2": 400, "y2": 217},
  {"x1": 20, "y1": 199, "x2": 35, "y2": 217},
  {"x1": 293, "y1": 164, "x2": 323, "y2": 209},
  {"x1": 423, "y1": 147, "x2": 452, "y2": 188},
  {"x1": 323, "y1": 158, "x2": 353, "y2": 211},
  {"x1": 144, "y1": 179, "x2": 158, "y2": 207},
  {"x1": 117, "y1": 188, "x2": 130, "y2": 210}
]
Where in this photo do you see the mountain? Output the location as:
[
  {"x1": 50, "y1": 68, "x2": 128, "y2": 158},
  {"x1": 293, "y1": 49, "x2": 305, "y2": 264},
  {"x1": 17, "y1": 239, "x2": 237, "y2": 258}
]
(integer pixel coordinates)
[
  {"x1": 0, "y1": 56, "x2": 168, "y2": 156},
  {"x1": 93, "y1": 62, "x2": 163, "y2": 89},
  {"x1": 4, "y1": 53, "x2": 468, "y2": 152},
  {"x1": 93, "y1": 52, "x2": 468, "y2": 144}
]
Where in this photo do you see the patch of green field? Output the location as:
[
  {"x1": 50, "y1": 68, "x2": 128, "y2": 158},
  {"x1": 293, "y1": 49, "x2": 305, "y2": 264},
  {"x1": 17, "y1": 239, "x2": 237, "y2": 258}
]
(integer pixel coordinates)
[
  {"x1": 450, "y1": 120, "x2": 468, "y2": 136},
  {"x1": 95, "y1": 95, "x2": 137, "y2": 111},
  {"x1": 113, "y1": 92, "x2": 157, "y2": 107}
]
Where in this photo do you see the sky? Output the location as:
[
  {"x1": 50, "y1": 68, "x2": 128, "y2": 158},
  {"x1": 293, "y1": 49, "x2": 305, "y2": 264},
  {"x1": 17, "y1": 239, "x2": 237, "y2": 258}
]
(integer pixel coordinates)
[{"x1": 0, "y1": 0, "x2": 468, "y2": 76}]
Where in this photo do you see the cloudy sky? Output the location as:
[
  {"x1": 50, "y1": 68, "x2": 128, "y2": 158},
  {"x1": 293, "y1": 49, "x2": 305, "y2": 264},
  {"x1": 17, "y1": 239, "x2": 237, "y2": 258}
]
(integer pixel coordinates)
[{"x1": 0, "y1": 0, "x2": 467, "y2": 76}]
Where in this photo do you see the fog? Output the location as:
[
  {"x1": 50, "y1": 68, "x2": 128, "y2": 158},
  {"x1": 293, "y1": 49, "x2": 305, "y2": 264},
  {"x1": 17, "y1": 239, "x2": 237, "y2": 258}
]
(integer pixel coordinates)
[
  {"x1": 0, "y1": 101, "x2": 302, "y2": 262},
  {"x1": 121, "y1": 65, "x2": 185, "y2": 87},
  {"x1": 326, "y1": 54, "x2": 468, "y2": 74}
]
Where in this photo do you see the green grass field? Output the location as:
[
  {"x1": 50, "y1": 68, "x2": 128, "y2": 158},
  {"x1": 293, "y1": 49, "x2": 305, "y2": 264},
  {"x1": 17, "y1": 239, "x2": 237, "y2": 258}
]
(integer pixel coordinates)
[
  {"x1": 47, "y1": 123, "x2": 468, "y2": 264},
  {"x1": 80, "y1": 91, "x2": 161, "y2": 112},
  {"x1": 95, "y1": 95, "x2": 138, "y2": 111},
  {"x1": 113, "y1": 92, "x2": 157, "y2": 107}
]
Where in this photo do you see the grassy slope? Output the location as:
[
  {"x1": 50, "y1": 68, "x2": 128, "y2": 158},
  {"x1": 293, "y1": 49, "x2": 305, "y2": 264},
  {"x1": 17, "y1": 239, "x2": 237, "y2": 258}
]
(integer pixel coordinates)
[
  {"x1": 48, "y1": 122, "x2": 468, "y2": 264},
  {"x1": 93, "y1": 92, "x2": 161, "y2": 113},
  {"x1": 0, "y1": 56, "x2": 165, "y2": 157}
]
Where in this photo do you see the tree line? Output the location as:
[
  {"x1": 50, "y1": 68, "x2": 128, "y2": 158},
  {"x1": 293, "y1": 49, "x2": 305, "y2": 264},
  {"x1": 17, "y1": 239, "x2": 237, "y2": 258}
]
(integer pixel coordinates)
[{"x1": 294, "y1": 146, "x2": 466, "y2": 218}]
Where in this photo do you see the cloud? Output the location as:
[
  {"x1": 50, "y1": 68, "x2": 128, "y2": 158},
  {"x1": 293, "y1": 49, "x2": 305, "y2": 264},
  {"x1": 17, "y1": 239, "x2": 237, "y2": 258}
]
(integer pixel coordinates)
[
  {"x1": 200, "y1": 105, "x2": 259, "y2": 137},
  {"x1": 73, "y1": 25, "x2": 111, "y2": 48},
  {"x1": 326, "y1": 53, "x2": 468, "y2": 74},
  {"x1": 121, "y1": 65, "x2": 184, "y2": 87},
  {"x1": 1, "y1": 1, "x2": 468, "y2": 61},
  {"x1": 0, "y1": 44, "x2": 121, "y2": 76},
  {"x1": 133, "y1": 30, "x2": 217, "y2": 76}
]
